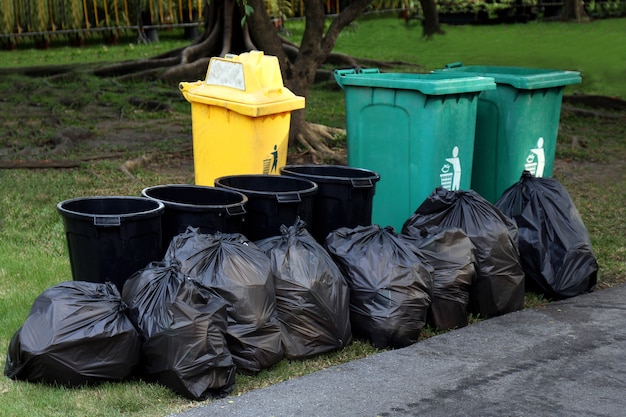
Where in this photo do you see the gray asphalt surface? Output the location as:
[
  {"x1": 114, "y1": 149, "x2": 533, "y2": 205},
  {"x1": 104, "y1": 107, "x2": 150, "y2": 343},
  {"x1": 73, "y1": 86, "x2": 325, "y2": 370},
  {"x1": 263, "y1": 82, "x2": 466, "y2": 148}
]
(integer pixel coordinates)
[{"x1": 171, "y1": 283, "x2": 626, "y2": 417}]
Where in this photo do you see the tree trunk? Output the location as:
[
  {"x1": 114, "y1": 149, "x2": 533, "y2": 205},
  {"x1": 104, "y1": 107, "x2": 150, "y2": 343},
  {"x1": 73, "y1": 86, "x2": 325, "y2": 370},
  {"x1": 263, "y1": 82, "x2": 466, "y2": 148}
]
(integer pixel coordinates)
[
  {"x1": 562, "y1": 0, "x2": 589, "y2": 21},
  {"x1": 246, "y1": 0, "x2": 374, "y2": 97},
  {"x1": 90, "y1": 0, "x2": 414, "y2": 162},
  {"x1": 245, "y1": 0, "x2": 374, "y2": 160},
  {"x1": 419, "y1": 0, "x2": 444, "y2": 39}
]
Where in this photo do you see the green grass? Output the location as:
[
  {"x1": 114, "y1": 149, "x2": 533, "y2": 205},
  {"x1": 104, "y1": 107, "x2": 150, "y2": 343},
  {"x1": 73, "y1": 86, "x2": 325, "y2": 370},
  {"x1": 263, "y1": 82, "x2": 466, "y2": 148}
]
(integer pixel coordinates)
[
  {"x1": 1, "y1": 31, "x2": 190, "y2": 68},
  {"x1": 328, "y1": 15, "x2": 626, "y2": 99},
  {"x1": 1, "y1": 16, "x2": 625, "y2": 417},
  {"x1": 3, "y1": 17, "x2": 625, "y2": 99},
  {"x1": 0, "y1": 379, "x2": 181, "y2": 417},
  {"x1": 299, "y1": 16, "x2": 626, "y2": 124}
]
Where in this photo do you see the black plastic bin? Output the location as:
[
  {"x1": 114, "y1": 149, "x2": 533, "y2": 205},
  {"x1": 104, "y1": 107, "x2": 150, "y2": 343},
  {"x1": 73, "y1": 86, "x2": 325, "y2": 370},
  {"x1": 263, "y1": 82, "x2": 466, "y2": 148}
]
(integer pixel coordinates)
[
  {"x1": 280, "y1": 165, "x2": 380, "y2": 242},
  {"x1": 57, "y1": 196, "x2": 164, "y2": 291},
  {"x1": 214, "y1": 175, "x2": 318, "y2": 241},
  {"x1": 141, "y1": 184, "x2": 247, "y2": 252}
]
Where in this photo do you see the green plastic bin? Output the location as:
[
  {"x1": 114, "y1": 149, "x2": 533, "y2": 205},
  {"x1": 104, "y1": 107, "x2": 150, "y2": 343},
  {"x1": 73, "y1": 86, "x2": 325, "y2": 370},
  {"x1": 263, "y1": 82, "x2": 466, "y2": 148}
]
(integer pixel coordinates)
[
  {"x1": 334, "y1": 68, "x2": 496, "y2": 231},
  {"x1": 438, "y1": 63, "x2": 582, "y2": 203}
]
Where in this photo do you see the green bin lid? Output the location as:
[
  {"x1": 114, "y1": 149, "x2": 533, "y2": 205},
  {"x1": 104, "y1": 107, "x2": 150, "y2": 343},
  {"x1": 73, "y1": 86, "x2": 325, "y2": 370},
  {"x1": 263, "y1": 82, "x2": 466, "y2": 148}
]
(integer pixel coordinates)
[
  {"x1": 334, "y1": 68, "x2": 496, "y2": 95},
  {"x1": 440, "y1": 63, "x2": 582, "y2": 90}
]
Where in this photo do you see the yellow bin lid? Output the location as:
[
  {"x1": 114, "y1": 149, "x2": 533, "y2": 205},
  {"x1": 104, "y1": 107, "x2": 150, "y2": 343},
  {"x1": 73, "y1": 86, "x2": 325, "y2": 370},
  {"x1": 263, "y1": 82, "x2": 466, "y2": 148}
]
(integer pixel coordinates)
[{"x1": 179, "y1": 51, "x2": 305, "y2": 117}]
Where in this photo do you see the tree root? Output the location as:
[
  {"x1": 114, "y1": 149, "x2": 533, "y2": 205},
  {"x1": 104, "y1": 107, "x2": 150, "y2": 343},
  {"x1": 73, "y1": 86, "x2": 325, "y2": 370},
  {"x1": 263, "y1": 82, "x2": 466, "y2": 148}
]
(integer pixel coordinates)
[
  {"x1": 161, "y1": 58, "x2": 211, "y2": 84},
  {"x1": 119, "y1": 154, "x2": 153, "y2": 184},
  {"x1": 0, "y1": 159, "x2": 81, "y2": 169},
  {"x1": 93, "y1": 56, "x2": 181, "y2": 78},
  {"x1": 293, "y1": 123, "x2": 347, "y2": 165},
  {"x1": 308, "y1": 122, "x2": 346, "y2": 138},
  {"x1": 324, "y1": 52, "x2": 421, "y2": 71},
  {"x1": 562, "y1": 105, "x2": 625, "y2": 119},
  {"x1": 563, "y1": 94, "x2": 626, "y2": 112},
  {"x1": 0, "y1": 152, "x2": 125, "y2": 169},
  {"x1": 120, "y1": 155, "x2": 153, "y2": 185}
]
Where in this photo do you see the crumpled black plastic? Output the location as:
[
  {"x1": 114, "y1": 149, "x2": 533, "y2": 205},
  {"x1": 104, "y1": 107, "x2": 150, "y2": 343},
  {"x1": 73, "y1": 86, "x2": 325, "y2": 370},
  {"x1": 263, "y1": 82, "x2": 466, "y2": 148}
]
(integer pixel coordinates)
[
  {"x1": 411, "y1": 227, "x2": 476, "y2": 330},
  {"x1": 325, "y1": 225, "x2": 433, "y2": 349},
  {"x1": 256, "y1": 219, "x2": 352, "y2": 359},
  {"x1": 163, "y1": 228, "x2": 283, "y2": 374},
  {"x1": 122, "y1": 261, "x2": 235, "y2": 401},
  {"x1": 496, "y1": 171, "x2": 598, "y2": 299},
  {"x1": 4, "y1": 281, "x2": 140, "y2": 386},
  {"x1": 402, "y1": 188, "x2": 525, "y2": 318}
]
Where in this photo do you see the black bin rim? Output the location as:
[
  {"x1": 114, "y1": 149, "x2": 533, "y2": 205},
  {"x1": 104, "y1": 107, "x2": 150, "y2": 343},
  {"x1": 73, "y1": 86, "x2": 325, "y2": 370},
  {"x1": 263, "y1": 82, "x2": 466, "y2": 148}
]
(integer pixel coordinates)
[
  {"x1": 214, "y1": 174, "x2": 318, "y2": 197},
  {"x1": 57, "y1": 196, "x2": 164, "y2": 223},
  {"x1": 280, "y1": 164, "x2": 380, "y2": 185},
  {"x1": 141, "y1": 184, "x2": 248, "y2": 213}
]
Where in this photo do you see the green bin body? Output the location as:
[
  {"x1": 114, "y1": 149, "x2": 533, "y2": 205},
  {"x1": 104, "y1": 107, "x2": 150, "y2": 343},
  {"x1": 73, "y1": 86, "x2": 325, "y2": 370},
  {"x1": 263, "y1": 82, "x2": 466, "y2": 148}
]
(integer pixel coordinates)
[
  {"x1": 335, "y1": 69, "x2": 495, "y2": 231},
  {"x1": 438, "y1": 64, "x2": 582, "y2": 203}
]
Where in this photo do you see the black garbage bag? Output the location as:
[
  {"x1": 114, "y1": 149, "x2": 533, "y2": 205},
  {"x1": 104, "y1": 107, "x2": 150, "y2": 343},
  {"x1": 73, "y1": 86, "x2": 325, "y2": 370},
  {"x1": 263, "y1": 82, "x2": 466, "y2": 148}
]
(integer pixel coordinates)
[
  {"x1": 122, "y1": 261, "x2": 235, "y2": 400},
  {"x1": 256, "y1": 219, "x2": 352, "y2": 359},
  {"x1": 325, "y1": 225, "x2": 433, "y2": 349},
  {"x1": 402, "y1": 188, "x2": 525, "y2": 318},
  {"x1": 496, "y1": 171, "x2": 598, "y2": 299},
  {"x1": 164, "y1": 228, "x2": 283, "y2": 374},
  {"x1": 4, "y1": 281, "x2": 140, "y2": 386},
  {"x1": 412, "y1": 228, "x2": 476, "y2": 331}
]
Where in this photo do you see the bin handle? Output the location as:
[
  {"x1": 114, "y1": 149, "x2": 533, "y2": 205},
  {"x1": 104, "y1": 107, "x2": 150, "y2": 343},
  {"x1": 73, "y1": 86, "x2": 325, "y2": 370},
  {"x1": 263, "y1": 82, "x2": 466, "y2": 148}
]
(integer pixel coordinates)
[
  {"x1": 334, "y1": 69, "x2": 357, "y2": 77},
  {"x1": 334, "y1": 68, "x2": 380, "y2": 89},
  {"x1": 444, "y1": 62, "x2": 464, "y2": 69},
  {"x1": 179, "y1": 81, "x2": 201, "y2": 93},
  {"x1": 276, "y1": 193, "x2": 301, "y2": 204},
  {"x1": 225, "y1": 204, "x2": 246, "y2": 217},
  {"x1": 357, "y1": 68, "x2": 380, "y2": 74},
  {"x1": 264, "y1": 87, "x2": 283, "y2": 97},
  {"x1": 94, "y1": 216, "x2": 121, "y2": 227},
  {"x1": 350, "y1": 178, "x2": 375, "y2": 188},
  {"x1": 334, "y1": 69, "x2": 356, "y2": 89}
]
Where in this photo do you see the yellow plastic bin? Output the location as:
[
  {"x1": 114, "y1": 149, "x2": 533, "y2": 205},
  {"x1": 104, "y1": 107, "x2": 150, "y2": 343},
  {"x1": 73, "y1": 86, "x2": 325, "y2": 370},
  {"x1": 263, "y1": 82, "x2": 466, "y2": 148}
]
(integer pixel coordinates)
[{"x1": 180, "y1": 51, "x2": 305, "y2": 186}]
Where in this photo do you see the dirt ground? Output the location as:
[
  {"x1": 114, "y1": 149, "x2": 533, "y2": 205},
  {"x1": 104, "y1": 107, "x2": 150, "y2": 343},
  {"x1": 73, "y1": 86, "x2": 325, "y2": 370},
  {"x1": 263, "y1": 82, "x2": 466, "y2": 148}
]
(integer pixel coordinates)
[
  {"x1": 0, "y1": 82, "x2": 326, "y2": 180},
  {"x1": 0, "y1": 80, "x2": 624, "y2": 195}
]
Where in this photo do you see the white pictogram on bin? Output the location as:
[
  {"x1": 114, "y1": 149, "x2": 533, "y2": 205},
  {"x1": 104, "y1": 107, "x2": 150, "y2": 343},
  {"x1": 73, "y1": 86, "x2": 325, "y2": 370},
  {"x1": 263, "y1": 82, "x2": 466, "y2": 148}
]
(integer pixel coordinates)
[
  {"x1": 440, "y1": 146, "x2": 462, "y2": 190},
  {"x1": 525, "y1": 137, "x2": 546, "y2": 177}
]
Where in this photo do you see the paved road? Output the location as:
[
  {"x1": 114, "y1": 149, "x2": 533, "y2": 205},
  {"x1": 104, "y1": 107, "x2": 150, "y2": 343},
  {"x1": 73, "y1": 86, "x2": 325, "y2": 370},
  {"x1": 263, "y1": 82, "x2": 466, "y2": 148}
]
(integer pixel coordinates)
[{"x1": 171, "y1": 283, "x2": 626, "y2": 417}]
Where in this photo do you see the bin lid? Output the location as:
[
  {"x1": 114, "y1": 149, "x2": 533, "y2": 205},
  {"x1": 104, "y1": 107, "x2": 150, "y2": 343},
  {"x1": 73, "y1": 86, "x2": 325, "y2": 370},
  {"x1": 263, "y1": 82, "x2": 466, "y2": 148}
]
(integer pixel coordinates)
[
  {"x1": 334, "y1": 68, "x2": 496, "y2": 95},
  {"x1": 440, "y1": 63, "x2": 582, "y2": 90},
  {"x1": 179, "y1": 51, "x2": 305, "y2": 117}
]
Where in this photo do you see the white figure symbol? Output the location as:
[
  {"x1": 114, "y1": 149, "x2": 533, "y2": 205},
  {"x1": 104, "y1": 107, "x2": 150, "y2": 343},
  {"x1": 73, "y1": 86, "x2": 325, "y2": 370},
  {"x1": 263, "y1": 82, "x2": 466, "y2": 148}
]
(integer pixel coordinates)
[
  {"x1": 445, "y1": 146, "x2": 462, "y2": 191},
  {"x1": 526, "y1": 137, "x2": 546, "y2": 177}
]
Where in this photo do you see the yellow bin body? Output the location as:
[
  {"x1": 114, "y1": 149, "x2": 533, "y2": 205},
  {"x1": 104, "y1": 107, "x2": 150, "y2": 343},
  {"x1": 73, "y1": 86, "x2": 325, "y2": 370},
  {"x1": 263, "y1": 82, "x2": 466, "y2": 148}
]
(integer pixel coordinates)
[{"x1": 180, "y1": 51, "x2": 305, "y2": 186}]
